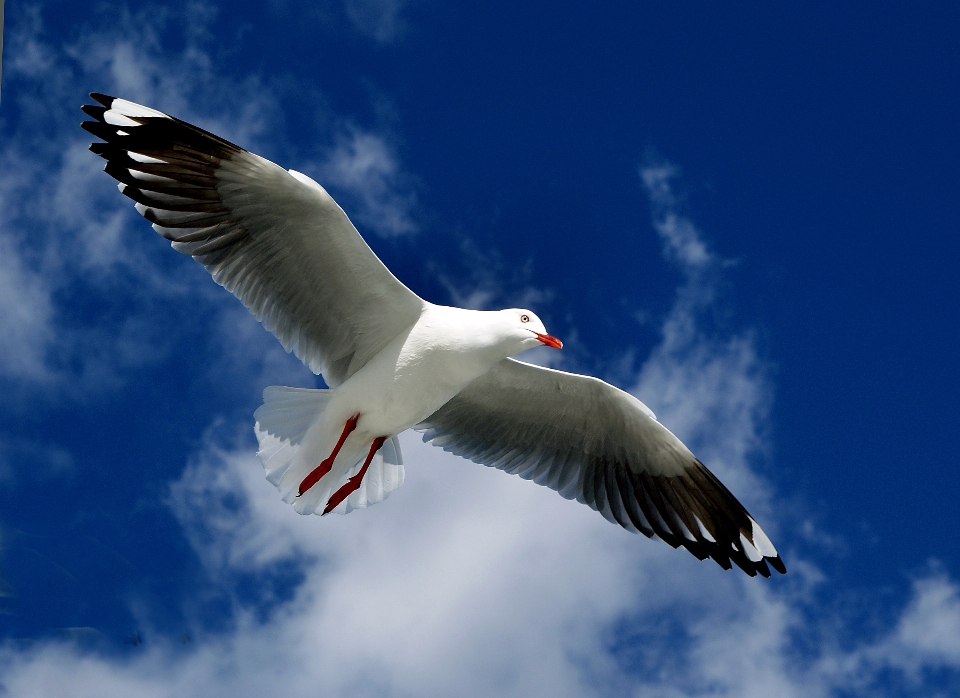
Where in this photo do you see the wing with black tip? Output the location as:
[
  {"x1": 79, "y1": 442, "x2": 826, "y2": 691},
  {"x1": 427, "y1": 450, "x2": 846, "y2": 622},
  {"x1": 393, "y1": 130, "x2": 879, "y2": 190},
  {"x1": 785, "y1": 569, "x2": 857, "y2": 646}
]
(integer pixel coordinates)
[
  {"x1": 419, "y1": 358, "x2": 786, "y2": 577},
  {"x1": 82, "y1": 93, "x2": 424, "y2": 387}
]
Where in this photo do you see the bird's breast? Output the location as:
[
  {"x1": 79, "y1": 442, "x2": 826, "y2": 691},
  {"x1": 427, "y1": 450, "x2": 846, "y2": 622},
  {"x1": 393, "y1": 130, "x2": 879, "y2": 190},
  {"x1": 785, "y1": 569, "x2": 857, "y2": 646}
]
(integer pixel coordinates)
[{"x1": 338, "y1": 325, "x2": 499, "y2": 437}]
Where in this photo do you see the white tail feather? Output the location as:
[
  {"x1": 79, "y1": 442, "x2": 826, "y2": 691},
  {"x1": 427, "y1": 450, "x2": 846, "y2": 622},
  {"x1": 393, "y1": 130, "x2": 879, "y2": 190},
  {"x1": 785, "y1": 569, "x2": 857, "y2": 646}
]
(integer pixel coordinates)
[
  {"x1": 254, "y1": 386, "x2": 404, "y2": 516},
  {"x1": 323, "y1": 435, "x2": 404, "y2": 515}
]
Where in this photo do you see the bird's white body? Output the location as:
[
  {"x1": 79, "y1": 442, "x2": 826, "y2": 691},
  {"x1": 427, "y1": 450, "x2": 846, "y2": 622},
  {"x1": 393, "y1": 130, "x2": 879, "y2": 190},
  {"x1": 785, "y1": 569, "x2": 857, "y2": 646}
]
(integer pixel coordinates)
[{"x1": 269, "y1": 304, "x2": 553, "y2": 514}]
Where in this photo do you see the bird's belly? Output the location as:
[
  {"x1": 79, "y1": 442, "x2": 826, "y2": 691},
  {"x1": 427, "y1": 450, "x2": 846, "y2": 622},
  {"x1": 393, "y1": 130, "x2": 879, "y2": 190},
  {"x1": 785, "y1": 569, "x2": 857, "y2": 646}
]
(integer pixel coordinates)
[
  {"x1": 338, "y1": 346, "x2": 486, "y2": 438},
  {"x1": 365, "y1": 368, "x2": 466, "y2": 435}
]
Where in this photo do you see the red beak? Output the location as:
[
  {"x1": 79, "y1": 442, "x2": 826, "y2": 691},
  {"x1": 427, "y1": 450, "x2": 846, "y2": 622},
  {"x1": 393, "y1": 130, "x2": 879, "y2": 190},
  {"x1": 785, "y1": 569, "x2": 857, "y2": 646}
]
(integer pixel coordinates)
[{"x1": 535, "y1": 333, "x2": 563, "y2": 349}]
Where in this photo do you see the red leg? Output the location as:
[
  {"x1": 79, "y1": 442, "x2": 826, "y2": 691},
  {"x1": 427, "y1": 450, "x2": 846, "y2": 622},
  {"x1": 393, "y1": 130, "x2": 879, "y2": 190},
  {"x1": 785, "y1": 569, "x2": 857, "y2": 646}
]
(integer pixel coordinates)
[
  {"x1": 322, "y1": 436, "x2": 387, "y2": 515},
  {"x1": 298, "y1": 414, "x2": 360, "y2": 496}
]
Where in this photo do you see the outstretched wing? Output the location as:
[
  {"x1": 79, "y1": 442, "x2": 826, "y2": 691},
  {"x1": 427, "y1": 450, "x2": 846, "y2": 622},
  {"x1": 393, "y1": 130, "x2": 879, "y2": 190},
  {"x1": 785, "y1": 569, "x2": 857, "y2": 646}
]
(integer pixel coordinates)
[
  {"x1": 82, "y1": 94, "x2": 424, "y2": 387},
  {"x1": 418, "y1": 358, "x2": 785, "y2": 577}
]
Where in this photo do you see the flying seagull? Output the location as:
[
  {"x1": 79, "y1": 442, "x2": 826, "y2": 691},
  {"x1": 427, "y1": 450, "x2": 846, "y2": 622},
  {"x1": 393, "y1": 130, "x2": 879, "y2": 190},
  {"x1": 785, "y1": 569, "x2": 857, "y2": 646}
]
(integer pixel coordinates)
[{"x1": 82, "y1": 93, "x2": 785, "y2": 577}]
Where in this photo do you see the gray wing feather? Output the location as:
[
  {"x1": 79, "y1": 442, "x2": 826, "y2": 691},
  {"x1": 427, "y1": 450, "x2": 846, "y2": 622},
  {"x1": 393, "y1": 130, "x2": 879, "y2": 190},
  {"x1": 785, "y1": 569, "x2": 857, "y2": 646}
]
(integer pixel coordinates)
[
  {"x1": 82, "y1": 94, "x2": 423, "y2": 387},
  {"x1": 418, "y1": 358, "x2": 785, "y2": 577}
]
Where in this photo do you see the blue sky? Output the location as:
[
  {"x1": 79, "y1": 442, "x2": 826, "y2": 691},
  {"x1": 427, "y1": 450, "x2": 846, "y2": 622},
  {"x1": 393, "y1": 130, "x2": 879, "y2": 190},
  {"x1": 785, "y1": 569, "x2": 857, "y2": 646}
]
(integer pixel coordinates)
[{"x1": 1, "y1": 1, "x2": 959, "y2": 696}]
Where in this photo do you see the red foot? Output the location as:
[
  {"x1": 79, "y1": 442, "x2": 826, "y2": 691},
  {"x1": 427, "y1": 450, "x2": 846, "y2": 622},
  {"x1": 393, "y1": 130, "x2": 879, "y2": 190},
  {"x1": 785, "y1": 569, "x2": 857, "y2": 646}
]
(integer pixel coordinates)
[
  {"x1": 298, "y1": 414, "x2": 360, "y2": 496},
  {"x1": 322, "y1": 436, "x2": 387, "y2": 515}
]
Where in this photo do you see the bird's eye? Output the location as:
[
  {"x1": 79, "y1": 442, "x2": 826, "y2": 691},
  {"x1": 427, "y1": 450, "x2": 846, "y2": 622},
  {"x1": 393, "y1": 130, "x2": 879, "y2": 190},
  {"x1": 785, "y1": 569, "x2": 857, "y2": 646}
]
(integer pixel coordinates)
[{"x1": 520, "y1": 314, "x2": 530, "y2": 323}]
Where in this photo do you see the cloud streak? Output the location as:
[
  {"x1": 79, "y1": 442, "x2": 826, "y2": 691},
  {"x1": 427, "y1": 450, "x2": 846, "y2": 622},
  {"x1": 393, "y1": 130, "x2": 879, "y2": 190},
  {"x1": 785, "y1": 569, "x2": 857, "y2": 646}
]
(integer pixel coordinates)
[
  {"x1": 319, "y1": 126, "x2": 419, "y2": 237},
  {"x1": 0, "y1": 2, "x2": 419, "y2": 403},
  {"x1": 635, "y1": 161, "x2": 771, "y2": 505},
  {"x1": 344, "y1": 0, "x2": 410, "y2": 44}
]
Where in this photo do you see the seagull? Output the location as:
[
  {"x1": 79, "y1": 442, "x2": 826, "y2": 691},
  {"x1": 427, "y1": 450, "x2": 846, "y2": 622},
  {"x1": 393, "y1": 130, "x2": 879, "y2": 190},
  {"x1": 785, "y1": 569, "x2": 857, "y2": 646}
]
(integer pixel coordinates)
[{"x1": 82, "y1": 93, "x2": 786, "y2": 577}]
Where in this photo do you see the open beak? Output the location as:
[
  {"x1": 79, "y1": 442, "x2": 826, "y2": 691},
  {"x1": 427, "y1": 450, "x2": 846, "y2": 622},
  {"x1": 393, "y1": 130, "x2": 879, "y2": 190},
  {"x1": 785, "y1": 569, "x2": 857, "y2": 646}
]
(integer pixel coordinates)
[{"x1": 535, "y1": 332, "x2": 563, "y2": 350}]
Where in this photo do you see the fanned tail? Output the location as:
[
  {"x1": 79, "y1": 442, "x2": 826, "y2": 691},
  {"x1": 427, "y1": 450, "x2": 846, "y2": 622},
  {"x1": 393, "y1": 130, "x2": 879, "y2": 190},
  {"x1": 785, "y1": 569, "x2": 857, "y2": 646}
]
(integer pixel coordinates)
[
  {"x1": 322, "y1": 435, "x2": 405, "y2": 515},
  {"x1": 254, "y1": 386, "x2": 405, "y2": 516}
]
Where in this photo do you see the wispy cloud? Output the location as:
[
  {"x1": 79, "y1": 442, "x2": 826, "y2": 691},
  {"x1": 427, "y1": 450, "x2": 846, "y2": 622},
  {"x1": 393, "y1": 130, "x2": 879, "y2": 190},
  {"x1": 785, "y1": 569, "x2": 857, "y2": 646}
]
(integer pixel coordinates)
[
  {"x1": 635, "y1": 160, "x2": 770, "y2": 503},
  {"x1": 0, "y1": 2, "x2": 418, "y2": 404},
  {"x1": 262, "y1": 0, "x2": 410, "y2": 46},
  {"x1": 838, "y1": 567, "x2": 960, "y2": 689},
  {"x1": 433, "y1": 239, "x2": 551, "y2": 312},
  {"x1": 319, "y1": 126, "x2": 419, "y2": 237},
  {"x1": 0, "y1": 5, "x2": 274, "y2": 400},
  {"x1": 0, "y1": 234, "x2": 56, "y2": 383},
  {"x1": 641, "y1": 161, "x2": 712, "y2": 270},
  {"x1": 344, "y1": 0, "x2": 409, "y2": 44}
]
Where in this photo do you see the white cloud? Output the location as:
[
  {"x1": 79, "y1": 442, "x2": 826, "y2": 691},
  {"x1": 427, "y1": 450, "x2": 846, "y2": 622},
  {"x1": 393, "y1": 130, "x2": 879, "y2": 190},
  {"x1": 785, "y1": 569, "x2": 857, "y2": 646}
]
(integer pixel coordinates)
[
  {"x1": 344, "y1": 0, "x2": 409, "y2": 44},
  {"x1": 636, "y1": 162, "x2": 771, "y2": 508},
  {"x1": 641, "y1": 161, "x2": 711, "y2": 270},
  {"x1": 884, "y1": 571, "x2": 960, "y2": 671},
  {"x1": 320, "y1": 126, "x2": 419, "y2": 237},
  {"x1": 837, "y1": 568, "x2": 960, "y2": 691},
  {"x1": 435, "y1": 241, "x2": 551, "y2": 312},
  {"x1": 0, "y1": 434, "x2": 676, "y2": 698},
  {"x1": 0, "y1": 3, "x2": 417, "y2": 403},
  {"x1": 0, "y1": 4, "x2": 435, "y2": 492},
  {"x1": 261, "y1": 0, "x2": 408, "y2": 46},
  {"x1": 0, "y1": 6, "x2": 272, "y2": 398},
  {"x1": 0, "y1": 233, "x2": 56, "y2": 383}
]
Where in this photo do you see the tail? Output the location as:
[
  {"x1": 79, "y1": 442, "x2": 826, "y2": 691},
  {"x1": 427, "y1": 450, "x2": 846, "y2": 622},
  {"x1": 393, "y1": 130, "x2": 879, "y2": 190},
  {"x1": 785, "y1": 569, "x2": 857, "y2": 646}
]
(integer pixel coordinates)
[{"x1": 253, "y1": 386, "x2": 405, "y2": 515}]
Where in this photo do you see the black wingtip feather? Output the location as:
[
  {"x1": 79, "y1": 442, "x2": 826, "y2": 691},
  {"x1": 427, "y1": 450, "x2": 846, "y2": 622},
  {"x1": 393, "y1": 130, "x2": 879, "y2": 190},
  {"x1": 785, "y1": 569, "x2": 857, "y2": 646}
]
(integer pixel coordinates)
[
  {"x1": 80, "y1": 120, "x2": 102, "y2": 137},
  {"x1": 81, "y1": 120, "x2": 118, "y2": 141},
  {"x1": 80, "y1": 105, "x2": 105, "y2": 121},
  {"x1": 89, "y1": 92, "x2": 114, "y2": 107}
]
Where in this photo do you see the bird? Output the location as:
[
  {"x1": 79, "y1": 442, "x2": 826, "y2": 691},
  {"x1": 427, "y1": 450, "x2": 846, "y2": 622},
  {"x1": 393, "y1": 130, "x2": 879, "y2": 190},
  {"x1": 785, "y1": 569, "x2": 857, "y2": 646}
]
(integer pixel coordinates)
[{"x1": 81, "y1": 93, "x2": 786, "y2": 577}]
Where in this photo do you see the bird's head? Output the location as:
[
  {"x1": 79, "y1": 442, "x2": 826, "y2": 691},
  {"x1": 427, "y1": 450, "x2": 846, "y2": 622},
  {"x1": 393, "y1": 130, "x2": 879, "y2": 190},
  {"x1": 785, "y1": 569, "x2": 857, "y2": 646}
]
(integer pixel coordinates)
[{"x1": 497, "y1": 308, "x2": 563, "y2": 354}]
